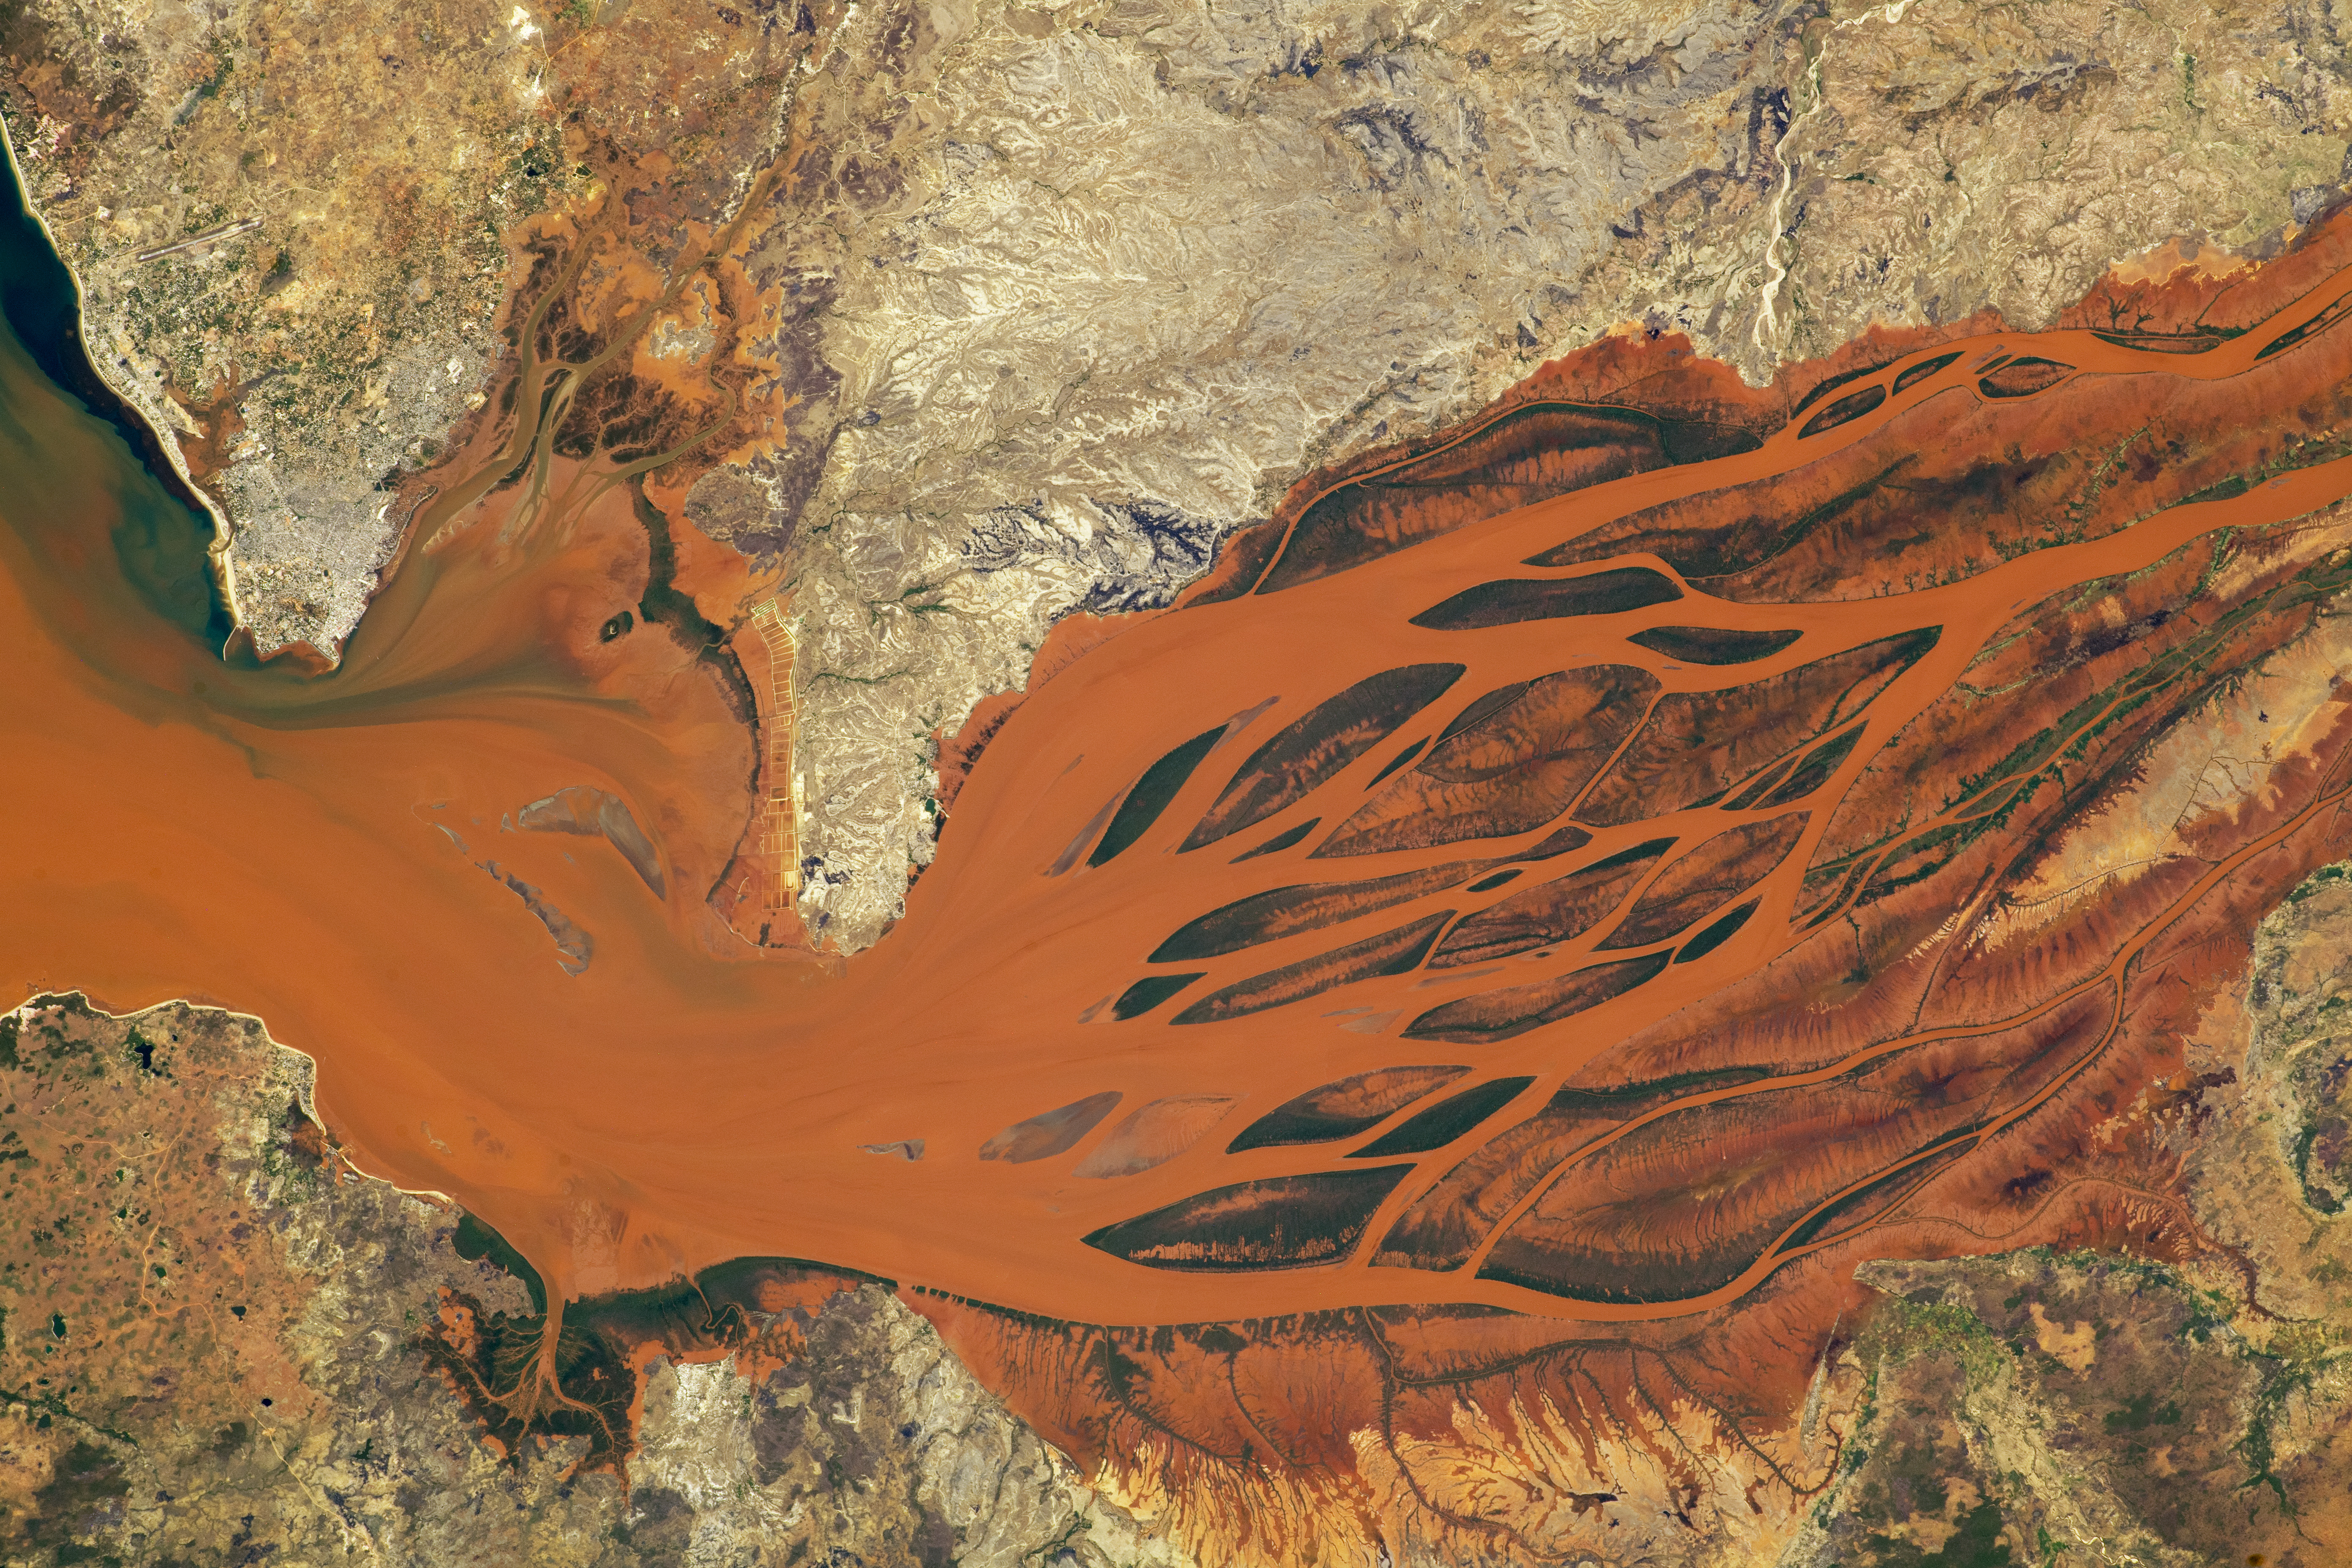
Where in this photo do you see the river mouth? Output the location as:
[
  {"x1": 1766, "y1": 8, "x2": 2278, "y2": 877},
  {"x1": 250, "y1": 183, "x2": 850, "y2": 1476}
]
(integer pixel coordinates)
[{"x1": 12, "y1": 146, "x2": 2352, "y2": 1351}]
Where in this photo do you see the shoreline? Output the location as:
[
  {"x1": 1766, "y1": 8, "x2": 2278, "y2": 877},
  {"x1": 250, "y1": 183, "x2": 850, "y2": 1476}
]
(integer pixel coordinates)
[
  {"x1": 3, "y1": 987, "x2": 458, "y2": 1211},
  {"x1": 0, "y1": 111, "x2": 245, "y2": 650}
]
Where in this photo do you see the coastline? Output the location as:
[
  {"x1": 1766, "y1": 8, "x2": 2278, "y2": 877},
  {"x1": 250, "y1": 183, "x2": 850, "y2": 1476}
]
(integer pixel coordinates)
[
  {"x1": 0, "y1": 109, "x2": 242, "y2": 649},
  {"x1": 1, "y1": 988, "x2": 457, "y2": 1209}
]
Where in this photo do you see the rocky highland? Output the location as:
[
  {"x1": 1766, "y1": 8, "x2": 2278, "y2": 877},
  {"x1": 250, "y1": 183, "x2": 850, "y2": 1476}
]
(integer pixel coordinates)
[
  {"x1": 9, "y1": 1, "x2": 2352, "y2": 1565},
  {"x1": 8, "y1": 0, "x2": 2352, "y2": 947}
]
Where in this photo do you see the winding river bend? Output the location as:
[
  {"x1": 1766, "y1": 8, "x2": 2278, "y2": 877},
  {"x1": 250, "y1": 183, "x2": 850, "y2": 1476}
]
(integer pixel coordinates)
[{"x1": 11, "y1": 157, "x2": 2352, "y2": 1335}]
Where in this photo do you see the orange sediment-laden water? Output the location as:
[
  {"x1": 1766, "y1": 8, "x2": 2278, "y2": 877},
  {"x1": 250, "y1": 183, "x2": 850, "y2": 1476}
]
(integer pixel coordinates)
[{"x1": 12, "y1": 210, "x2": 2352, "y2": 1345}]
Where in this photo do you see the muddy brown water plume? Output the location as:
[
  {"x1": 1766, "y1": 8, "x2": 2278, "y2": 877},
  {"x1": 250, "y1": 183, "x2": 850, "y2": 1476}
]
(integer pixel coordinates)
[{"x1": 16, "y1": 212, "x2": 2352, "y2": 1511}]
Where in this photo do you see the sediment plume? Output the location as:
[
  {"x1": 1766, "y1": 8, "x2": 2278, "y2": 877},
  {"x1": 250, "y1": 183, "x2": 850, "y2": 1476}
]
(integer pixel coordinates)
[{"x1": 13, "y1": 203, "x2": 2352, "y2": 1562}]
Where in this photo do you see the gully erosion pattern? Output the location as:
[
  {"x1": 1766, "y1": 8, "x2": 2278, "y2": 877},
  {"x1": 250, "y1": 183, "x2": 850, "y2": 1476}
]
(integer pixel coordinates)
[{"x1": 16, "y1": 183, "x2": 2352, "y2": 1493}]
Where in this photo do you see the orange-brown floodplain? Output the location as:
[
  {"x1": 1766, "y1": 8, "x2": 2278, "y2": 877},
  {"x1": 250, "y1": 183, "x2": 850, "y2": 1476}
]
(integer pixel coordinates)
[{"x1": 12, "y1": 212, "x2": 2352, "y2": 1347}]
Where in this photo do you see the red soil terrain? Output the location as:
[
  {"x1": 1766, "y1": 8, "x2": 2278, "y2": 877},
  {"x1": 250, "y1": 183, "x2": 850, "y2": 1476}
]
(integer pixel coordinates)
[{"x1": 10, "y1": 197, "x2": 2352, "y2": 1557}]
